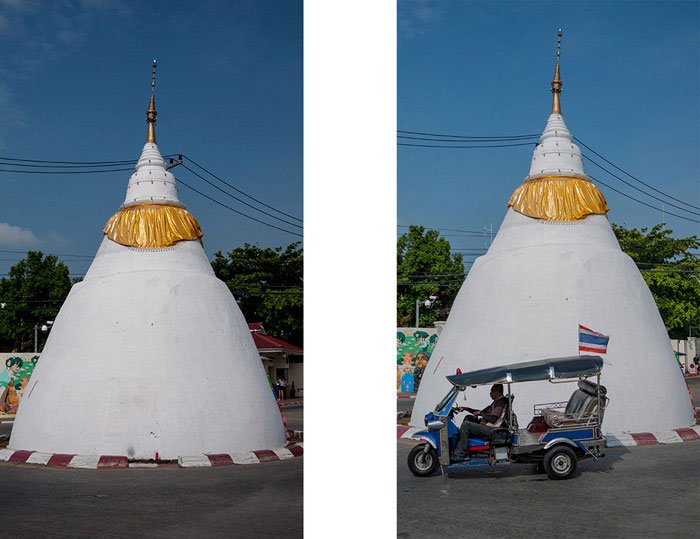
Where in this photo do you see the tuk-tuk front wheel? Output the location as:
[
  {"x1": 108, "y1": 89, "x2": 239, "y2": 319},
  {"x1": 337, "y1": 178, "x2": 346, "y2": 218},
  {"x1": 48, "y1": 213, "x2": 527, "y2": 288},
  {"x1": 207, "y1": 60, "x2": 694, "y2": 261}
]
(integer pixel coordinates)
[
  {"x1": 408, "y1": 443, "x2": 439, "y2": 477},
  {"x1": 543, "y1": 445, "x2": 577, "y2": 480}
]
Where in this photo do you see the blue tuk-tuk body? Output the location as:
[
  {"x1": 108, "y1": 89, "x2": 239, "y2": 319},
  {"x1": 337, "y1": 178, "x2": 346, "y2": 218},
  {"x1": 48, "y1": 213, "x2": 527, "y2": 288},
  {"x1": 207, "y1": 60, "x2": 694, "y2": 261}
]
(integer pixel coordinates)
[{"x1": 407, "y1": 355, "x2": 608, "y2": 480}]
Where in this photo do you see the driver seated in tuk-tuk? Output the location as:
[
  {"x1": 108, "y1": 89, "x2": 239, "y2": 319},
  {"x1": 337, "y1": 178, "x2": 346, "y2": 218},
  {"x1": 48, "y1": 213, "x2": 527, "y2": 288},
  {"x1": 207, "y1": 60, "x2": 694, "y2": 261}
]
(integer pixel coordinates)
[{"x1": 453, "y1": 383, "x2": 509, "y2": 461}]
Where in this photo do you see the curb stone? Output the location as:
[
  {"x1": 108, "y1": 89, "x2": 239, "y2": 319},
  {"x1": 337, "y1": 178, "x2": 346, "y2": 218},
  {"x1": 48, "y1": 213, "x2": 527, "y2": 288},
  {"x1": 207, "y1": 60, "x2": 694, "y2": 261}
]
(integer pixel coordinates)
[{"x1": 0, "y1": 443, "x2": 303, "y2": 469}]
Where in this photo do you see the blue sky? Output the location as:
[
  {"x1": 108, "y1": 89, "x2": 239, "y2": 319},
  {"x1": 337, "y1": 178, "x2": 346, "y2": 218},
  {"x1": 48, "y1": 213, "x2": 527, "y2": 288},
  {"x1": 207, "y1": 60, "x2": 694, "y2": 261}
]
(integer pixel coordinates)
[
  {"x1": 398, "y1": 0, "x2": 700, "y2": 266},
  {"x1": 0, "y1": 0, "x2": 301, "y2": 277}
]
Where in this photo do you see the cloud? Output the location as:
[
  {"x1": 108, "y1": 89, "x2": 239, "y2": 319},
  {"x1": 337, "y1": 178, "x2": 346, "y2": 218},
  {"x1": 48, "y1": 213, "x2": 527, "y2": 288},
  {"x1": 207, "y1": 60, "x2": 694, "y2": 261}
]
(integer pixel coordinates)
[{"x1": 0, "y1": 222, "x2": 40, "y2": 247}]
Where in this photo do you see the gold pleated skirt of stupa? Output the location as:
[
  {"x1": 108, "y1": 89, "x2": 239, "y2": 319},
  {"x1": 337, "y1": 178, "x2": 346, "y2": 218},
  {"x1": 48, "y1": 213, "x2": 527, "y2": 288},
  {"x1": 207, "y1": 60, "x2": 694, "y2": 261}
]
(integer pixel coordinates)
[
  {"x1": 507, "y1": 175, "x2": 609, "y2": 221},
  {"x1": 103, "y1": 204, "x2": 203, "y2": 248}
]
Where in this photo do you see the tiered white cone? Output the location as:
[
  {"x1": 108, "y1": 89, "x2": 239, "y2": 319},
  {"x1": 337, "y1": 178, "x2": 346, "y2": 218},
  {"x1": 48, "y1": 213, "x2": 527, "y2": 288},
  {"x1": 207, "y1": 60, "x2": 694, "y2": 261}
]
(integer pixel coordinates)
[
  {"x1": 10, "y1": 67, "x2": 286, "y2": 459},
  {"x1": 411, "y1": 55, "x2": 694, "y2": 435}
]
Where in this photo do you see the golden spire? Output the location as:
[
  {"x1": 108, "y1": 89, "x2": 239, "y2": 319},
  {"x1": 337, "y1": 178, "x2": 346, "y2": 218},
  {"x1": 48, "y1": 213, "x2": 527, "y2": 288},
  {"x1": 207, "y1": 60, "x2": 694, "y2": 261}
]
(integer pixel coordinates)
[
  {"x1": 551, "y1": 29, "x2": 563, "y2": 115},
  {"x1": 146, "y1": 59, "x2": 157, "y2": 143}
]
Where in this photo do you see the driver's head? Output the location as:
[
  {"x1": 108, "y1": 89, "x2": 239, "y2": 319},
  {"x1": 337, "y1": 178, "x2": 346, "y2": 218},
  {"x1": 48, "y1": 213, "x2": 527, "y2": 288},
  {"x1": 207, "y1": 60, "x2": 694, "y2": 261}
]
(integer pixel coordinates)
[{"x1": 490, "y1": 384, "x2": 504, "y2": 399}]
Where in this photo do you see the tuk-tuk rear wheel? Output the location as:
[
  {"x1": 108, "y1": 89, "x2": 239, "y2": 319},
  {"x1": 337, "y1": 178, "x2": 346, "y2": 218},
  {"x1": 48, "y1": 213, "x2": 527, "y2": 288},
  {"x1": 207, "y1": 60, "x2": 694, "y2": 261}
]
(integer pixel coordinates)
[
  {"x1": 543, "y1": 445, "x2": 577, "y2": 480},
  {"x1": 407, "y1": 443, "x2": 439, "y2": 477}
]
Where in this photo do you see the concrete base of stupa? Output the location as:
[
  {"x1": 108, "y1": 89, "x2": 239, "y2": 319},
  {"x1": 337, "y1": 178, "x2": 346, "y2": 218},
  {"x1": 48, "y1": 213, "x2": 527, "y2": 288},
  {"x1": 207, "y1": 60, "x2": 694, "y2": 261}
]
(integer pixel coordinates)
[
  {"x1": 410, "y1": 210, "x2": 695, "y2": 436},
  {"x1": 9, "y1": 238, "x2": 287, "y2": 460}
]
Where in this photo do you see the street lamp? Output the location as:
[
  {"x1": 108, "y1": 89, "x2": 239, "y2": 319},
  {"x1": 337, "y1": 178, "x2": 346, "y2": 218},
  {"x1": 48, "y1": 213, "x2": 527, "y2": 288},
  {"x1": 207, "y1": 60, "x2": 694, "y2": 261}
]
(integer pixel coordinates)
[
  {"x1": 415, "y1": 295, "x2": 438, "y2": 328},
  {"x1": 34, "y1": 320, "x2": 53, "y2": 353}
]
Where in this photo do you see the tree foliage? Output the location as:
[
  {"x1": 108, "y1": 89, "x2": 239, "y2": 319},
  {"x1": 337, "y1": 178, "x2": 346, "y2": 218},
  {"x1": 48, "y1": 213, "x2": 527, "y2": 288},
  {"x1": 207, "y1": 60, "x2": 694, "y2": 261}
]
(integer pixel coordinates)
[
  {"x1": 397, "y1": 226, "x2": 464, "y2": 327},
  {"x1": 211, "y1": 242, "x2": 303, "y2": 346},
  {"x1": 0, "y1": 252, "x2": 73, "y2": 352},
  {"x1": 612, "y1": 223, "x2": 700, "y2": 339}
]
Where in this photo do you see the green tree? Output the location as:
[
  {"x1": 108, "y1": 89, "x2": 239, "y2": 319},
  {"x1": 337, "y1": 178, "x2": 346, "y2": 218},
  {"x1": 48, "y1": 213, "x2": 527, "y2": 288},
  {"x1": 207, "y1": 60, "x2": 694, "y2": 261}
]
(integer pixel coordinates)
[
  {"x1": 0, "y1": 251, "x2": 73, "y2": 352},
  {"x1": 211, "y1": 242, "x2": 303, "y2": 346},
  {"x1": 397, "y1": 226, "x2": 465, "y2": 327},
  {"x1": 612, "y1": 223, "x2": 700, "y2": 339}
]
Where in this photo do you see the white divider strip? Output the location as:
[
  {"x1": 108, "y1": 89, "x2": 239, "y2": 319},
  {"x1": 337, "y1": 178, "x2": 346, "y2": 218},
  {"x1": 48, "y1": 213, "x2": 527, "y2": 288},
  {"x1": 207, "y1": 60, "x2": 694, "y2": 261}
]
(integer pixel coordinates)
[
  {"x1": 178, "y1": 455, "x2": 212, "y2": 467},
  {"x1": 0, "y1": 449, "x2": 14, "y2": 461},
  {"x1": 69, "y1": 455, "x2": 101, "y2": 469},
  {"x1": 272, "y1": 447, "x2": 294, "y2": 460},
  {"x1": 652, "y1": 431, "x2": 683, "y2": 444},
  {"x1": 231, "y1": 452, "x2": 260, "y2": 465},
  {"x1": 26, "y1": 452, "x2": 52, "y2": 465},
  {"x1": 605, "y1": 434, "x2": 637, "y2": 447},
  {"x1": 129, "y1": 462, "x2": 159, "y2": 468}
]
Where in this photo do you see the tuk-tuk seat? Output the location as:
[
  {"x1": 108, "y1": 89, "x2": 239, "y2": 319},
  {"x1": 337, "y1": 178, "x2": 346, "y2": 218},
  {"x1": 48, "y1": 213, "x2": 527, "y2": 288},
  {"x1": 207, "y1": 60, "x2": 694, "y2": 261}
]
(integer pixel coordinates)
[{"x1": 541, "y1": 380, "x2": 607, "y2": 428}]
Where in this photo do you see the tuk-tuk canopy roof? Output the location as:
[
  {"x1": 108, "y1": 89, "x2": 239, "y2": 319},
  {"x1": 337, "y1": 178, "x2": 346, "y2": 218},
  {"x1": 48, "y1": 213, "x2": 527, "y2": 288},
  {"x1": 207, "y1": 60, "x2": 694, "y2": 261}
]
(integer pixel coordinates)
[{"x1": 446, "y1": 355, "x2": 603, "y2": 387}]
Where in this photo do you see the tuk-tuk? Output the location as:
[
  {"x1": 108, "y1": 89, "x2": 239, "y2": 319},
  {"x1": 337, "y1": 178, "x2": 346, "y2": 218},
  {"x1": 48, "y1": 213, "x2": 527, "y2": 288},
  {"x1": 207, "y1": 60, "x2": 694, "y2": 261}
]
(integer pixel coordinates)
[{"x1": 407, "y1": 355, "x2": 608, "y2": 480}]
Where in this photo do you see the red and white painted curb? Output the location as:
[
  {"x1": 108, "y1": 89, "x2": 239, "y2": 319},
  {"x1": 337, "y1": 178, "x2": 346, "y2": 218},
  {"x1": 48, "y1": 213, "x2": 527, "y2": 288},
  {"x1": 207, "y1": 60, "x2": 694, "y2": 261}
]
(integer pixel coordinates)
[
  {"x1": 0, "y1": 443, "x2": 303, "y2": 469},
  {"x1": 398, "y1": 424, "x2": 700, "y2": 447}
]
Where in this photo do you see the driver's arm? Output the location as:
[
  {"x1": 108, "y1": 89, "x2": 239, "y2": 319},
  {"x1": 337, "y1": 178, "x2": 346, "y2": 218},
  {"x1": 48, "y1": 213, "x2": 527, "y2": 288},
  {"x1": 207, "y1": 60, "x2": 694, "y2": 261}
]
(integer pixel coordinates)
[{"x1": 481, "y1": 401, "x2": 505, "y2": 423}]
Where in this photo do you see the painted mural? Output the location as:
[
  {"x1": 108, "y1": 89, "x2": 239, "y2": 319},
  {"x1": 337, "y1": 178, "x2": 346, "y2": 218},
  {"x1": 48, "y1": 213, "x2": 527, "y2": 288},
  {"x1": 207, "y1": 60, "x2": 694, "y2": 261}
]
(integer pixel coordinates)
[
  {"x1": 0, "y1": 353, "x2": 40, "y2": 415},
  {"x1": 397, "y1": 328, "x2": 439, "y2": 393}
]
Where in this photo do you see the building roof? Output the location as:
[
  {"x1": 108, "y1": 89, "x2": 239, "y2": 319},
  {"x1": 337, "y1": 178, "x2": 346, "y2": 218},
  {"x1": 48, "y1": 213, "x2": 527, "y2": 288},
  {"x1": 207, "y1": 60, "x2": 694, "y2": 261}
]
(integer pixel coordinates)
[{"x1": 248, "y1": 323, "x2": 302, "y2": 353}]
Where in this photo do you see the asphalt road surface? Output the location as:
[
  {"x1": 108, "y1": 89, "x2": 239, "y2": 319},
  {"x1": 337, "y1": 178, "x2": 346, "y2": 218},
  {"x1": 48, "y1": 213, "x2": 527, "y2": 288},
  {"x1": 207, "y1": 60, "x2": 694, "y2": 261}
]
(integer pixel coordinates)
[
  {"x1": 398, "y1": 437, "x2": 699, "y2": 538},
  {"x1": 0, "y1": 405, "x2": 303, "y2": 539},
  {"x1": 282, "y1": 403, "x2": 303, "y2": 431}
]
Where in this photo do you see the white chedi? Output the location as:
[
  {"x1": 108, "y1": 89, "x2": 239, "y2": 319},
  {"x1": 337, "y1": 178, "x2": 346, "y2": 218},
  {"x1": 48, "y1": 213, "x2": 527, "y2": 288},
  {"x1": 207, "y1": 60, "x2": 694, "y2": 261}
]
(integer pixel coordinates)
[
  {"x1": 10, "y1": 139, "x2": 287, "y2": 459},
  {"x1": 411, "y1": 100, "x2": 694, "y2": 434}
]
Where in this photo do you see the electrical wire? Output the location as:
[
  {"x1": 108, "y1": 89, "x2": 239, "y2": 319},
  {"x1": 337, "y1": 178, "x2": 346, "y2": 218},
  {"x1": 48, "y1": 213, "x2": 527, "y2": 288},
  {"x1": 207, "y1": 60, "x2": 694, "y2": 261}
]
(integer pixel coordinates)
[
  {"x1": 398, "y1": 130, "x2": 540, "y2": 140},
  {"x1": 398, "y1": 141, "x2": 536, "y2": 149},
  {"x1": 177, "y1": 175, "x2": 303, "y2": 238},
  {"x1": 0, "y1": 167, "x2": 135, "y2": 174},
  {"x1": 589, "y1": 174, "x2": 700, "y2": 224},
  {"x1": 181, "y1": 164, "x2": 302, "y2": 230},
  {"x1": 398, "y1": 129, "x2": 699, "y2": 217},
  {"x1": 574, "y1": 137, "x2": 700, "y2": 212},
  {"x1": 181, "y1": 155, "x2": 303, "y2": 224},
  {"x1": 583, "y1": 153, "x2": 700, "y2": 217}
]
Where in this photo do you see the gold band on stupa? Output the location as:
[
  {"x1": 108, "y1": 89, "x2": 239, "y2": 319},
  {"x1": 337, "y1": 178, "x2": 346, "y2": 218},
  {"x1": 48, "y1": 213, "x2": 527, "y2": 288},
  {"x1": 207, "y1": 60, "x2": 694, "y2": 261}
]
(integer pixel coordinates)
[
  {"x1": 507, "y1": 176, "x2": 609, "y2": 221},
  {"x1": 104, "y1": 204, "x2": 203, "y2": 248}
]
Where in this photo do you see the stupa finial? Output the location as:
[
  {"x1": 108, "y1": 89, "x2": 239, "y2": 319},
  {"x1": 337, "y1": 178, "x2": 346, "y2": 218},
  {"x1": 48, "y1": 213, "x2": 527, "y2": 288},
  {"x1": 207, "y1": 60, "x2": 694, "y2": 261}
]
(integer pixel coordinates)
[
  {"x1": 551, "y1": 29, "x2": 563, "y2": 115},
  {"x1": 146, "y1": 59, "x2": 158, "y2": 144}
]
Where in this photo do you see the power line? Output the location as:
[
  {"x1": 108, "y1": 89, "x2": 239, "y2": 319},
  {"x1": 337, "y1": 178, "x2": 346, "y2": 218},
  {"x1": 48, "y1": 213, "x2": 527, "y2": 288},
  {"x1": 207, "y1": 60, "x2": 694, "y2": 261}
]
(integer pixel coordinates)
[
  {"x1": 182, "y1": 155, "x2": 302, "y2": 224},
  {"x1": 398, "y1": 130, "x2": 540, "y2": 140},
  {"x1": 583, "y1": 153, "x2": 700, "y2": 217},
  {"x1": 0, "y1": 155, "x2": 141, "y2": 165},
  {"x1": 181, "y1": 164, "x2": 302, "y2": 230},
  {"x1": 0, "y1": 151, "x2": 303, "y2": 238},
  {"x1": 574, "y1": 137, "x2": 700, "y2": 212},
  {"x1": 177, "y1": 175, "x2": 303, "y2": 238},
  {"x1": 398, "y1": 141, "x2": 536, "y2": 149},
  {"x1": 398, "y1": 128, "x2": 699, "y2": 217},
  {"x1": 0, "y1": 250, "x2": 93, "y2": 259},
  {"x1": 397, "y1": 225, "x2": 487, "y2": 234},
  {"x1": 398, "y1": 135, "x2": 539, "y2": 143},
  {"x1": 0, "y1": 167, "x2": 135, "y2": 175},
  {"x1": 589, "y1": 174, "x2": 700, "y2": 224}
]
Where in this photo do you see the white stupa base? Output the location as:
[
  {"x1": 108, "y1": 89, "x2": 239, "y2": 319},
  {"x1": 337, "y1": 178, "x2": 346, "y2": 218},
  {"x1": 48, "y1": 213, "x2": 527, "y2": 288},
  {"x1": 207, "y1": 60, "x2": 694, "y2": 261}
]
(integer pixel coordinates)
[
  {"x1": 411, "y1": 210, "x2": 695, "y2": 435},
  {"x1": 10, "y1": 238, "x2": 286, "y2": 459}
]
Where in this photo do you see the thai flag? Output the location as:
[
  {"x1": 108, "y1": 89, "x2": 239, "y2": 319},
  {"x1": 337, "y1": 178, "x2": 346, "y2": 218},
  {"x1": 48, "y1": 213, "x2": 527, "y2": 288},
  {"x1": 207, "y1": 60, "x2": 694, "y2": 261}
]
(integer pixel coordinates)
[{"x1": 579, "y1": 324, "x2": 609, "y2": 354}]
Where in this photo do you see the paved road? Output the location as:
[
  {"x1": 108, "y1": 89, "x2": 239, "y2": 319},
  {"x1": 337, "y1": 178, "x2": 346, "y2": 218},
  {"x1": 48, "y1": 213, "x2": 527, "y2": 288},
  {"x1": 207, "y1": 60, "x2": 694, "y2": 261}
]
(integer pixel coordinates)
[
  {"x1": 282, "y1": 404, "x2": 303, "y2": 431},
  {"x1": 398, "y1": 437, "x2": 699, "y2": 538},
  {"x1": 0, "y1": 405, "x2": 303, "y2": 538}
]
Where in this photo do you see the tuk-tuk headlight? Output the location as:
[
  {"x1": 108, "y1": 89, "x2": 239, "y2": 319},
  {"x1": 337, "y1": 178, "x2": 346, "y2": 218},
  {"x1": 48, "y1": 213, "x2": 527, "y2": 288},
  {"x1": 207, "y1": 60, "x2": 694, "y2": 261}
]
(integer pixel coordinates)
[{"x1": 426, "y1": 420, "x2": 444, "y2": 431}]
